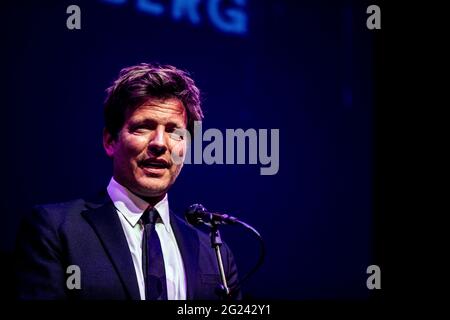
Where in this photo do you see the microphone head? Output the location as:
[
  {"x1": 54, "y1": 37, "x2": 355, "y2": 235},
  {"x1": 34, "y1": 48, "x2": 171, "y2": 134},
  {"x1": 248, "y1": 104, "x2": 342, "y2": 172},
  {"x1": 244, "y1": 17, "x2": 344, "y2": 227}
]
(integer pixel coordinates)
[{"x1": 185, "y1": 203, "x2": 208, "y2": 225}]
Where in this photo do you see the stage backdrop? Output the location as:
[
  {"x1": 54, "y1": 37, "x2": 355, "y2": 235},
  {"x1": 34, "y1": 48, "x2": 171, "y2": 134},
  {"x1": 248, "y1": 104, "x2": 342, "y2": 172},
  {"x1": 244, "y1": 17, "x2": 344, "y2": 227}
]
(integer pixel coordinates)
[{"x1": 1, "y1": 0, "x2": 377, "y2": 299}]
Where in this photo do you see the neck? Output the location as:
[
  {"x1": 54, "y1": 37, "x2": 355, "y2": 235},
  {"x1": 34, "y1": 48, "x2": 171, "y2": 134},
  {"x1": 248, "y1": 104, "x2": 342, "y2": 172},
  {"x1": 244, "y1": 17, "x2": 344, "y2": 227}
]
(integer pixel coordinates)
[
  {"x1": 112, "y1": 176, "x2": 166, "y2": 208},
  {"x1": 139, "y1": 194, "x2": 165, "y2": 207}
]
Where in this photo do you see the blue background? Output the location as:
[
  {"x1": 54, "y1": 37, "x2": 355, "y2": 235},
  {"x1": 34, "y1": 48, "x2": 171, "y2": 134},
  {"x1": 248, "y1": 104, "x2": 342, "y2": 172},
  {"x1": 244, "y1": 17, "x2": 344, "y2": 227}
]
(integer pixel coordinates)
[{"x1": 1, "y1": 0, "x2": 377, "y2": 299}]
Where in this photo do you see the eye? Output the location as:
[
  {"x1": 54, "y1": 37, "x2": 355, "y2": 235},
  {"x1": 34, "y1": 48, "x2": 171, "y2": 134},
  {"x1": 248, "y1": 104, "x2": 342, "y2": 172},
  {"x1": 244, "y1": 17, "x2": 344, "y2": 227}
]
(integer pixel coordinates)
[
  {"x1": 169, "y1": 128, "x2": 187, "y2": 141},
  {"x1": 130, "y1": 123, "x2": 154, "y2": 133}
]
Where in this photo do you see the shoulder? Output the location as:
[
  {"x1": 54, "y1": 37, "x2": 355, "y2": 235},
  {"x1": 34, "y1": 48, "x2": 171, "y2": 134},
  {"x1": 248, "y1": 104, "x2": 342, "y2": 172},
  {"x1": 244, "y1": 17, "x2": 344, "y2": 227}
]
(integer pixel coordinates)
[
  {"x1": 35, "y1": 198, "x2": 87, "y2": 215},
  {"x1": 24, "y1": 191, "x2": 109, "y2": 230}
]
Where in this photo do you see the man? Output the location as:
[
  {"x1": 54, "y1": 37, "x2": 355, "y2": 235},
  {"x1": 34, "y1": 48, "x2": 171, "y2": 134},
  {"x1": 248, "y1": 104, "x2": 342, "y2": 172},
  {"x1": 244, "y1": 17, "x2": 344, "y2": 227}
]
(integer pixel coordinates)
[{"x1": 15, "y1": 63, "x2": 241, "y2": 300}]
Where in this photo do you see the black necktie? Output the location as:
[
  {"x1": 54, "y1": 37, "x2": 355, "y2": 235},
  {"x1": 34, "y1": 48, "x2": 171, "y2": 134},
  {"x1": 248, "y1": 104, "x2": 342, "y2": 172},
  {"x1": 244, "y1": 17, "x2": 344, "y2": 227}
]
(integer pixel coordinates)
[{"x1": 141, "y1": 207, "x2": 168, "y2": 300}]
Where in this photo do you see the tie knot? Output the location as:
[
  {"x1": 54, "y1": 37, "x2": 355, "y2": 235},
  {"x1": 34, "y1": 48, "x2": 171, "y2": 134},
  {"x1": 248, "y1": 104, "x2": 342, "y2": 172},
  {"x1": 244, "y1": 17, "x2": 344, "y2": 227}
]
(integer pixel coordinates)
[{"x1": 141, "y1": 207, "x2": 159, "y2": 225}]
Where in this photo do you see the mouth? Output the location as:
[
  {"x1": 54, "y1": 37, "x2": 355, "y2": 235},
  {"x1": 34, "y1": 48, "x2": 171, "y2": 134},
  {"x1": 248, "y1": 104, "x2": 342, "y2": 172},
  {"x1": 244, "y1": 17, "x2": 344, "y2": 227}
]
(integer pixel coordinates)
[{"x1": 140, "y1": 158, "x2": 170, "y2": 172}]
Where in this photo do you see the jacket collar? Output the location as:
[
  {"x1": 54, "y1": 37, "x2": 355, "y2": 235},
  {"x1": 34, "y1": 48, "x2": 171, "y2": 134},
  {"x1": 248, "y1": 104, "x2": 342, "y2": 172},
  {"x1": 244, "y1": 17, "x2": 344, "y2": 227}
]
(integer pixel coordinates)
[
  {"x1": 169, "y1": 211, "x2": 200, "y2": 300},
  {"x1": 81, "y1": 191, "x2": 202, "y2": 300},
  {"x1": 81, "y1": 191, "x2": 141, "y2": 300}
]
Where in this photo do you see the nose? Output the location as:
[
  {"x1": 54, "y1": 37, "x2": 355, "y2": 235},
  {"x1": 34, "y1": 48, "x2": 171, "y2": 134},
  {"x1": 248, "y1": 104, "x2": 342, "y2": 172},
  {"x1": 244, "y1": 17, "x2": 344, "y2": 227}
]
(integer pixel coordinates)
[{"x1": 148, "y1": 126, "x2": 167, "y2": 156}]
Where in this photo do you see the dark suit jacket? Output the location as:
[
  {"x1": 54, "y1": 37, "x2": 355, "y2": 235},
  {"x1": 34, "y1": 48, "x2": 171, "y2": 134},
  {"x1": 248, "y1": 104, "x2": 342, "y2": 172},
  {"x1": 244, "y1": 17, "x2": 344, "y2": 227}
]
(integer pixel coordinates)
[{"x1": 15, "y1": 192, "x2": 241, "y2": 300}]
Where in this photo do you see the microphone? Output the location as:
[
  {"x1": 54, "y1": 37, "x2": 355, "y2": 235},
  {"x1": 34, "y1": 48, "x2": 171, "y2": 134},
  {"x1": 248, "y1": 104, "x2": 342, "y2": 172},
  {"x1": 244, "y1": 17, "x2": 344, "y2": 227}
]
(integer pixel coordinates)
[
  {"x1": 184, "y1": 203, "x2": 266, "y2": 298},
  {"x1": 185, "y1": 204, "x2": 239, "y2": 226}
]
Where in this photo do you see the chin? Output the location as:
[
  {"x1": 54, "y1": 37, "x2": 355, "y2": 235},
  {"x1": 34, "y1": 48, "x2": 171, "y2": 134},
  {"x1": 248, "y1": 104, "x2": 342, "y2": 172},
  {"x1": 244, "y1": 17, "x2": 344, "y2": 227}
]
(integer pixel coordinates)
[{"x1": 136, "y1": 181, "x2": 170, "y2": 197}]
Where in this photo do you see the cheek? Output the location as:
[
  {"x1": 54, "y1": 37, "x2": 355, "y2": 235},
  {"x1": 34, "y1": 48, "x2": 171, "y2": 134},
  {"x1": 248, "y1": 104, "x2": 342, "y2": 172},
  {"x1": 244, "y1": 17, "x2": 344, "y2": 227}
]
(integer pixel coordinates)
[
  {"x1": 169, "y1": 141, "x2": 187, "y2": 166},
  {"x1": 113, "y1": 138, "x2": 147, "y2": 170},
  {"x1": 122, "y1": 136, "x2": 148, "y2": 155}
]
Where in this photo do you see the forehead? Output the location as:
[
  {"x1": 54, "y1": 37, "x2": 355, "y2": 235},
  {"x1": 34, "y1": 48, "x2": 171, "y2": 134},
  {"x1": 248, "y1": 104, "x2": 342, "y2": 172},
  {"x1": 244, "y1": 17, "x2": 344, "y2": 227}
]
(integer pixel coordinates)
[{"x1": 127, "y1": 97, "x2": 187, "y2": 125}]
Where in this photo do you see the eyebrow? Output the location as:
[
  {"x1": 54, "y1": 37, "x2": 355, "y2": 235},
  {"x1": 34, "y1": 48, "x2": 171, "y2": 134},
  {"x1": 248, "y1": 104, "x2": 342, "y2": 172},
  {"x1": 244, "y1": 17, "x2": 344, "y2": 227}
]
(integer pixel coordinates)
[{"x1": 130, "y1": 118, "x2": 186, "y2": 129}]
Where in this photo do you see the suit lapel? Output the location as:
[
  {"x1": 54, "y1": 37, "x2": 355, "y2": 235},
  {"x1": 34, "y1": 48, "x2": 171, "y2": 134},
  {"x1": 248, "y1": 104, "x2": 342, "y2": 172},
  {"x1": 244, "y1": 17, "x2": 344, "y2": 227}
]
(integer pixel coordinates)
[
  {"x1": 81, "y1": 193, "x2": 141, "y2": 300},
  {"x1": 170, "y1": 212, "x2": 200, "y2": 300}
]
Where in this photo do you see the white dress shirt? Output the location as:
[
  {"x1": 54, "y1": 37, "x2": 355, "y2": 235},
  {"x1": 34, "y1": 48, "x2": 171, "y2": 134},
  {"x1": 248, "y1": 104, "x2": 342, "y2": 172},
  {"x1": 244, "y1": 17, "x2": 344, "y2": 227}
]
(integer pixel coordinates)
[{"x1": 107, "y1": 177, "x2": 187, "y2": 300}]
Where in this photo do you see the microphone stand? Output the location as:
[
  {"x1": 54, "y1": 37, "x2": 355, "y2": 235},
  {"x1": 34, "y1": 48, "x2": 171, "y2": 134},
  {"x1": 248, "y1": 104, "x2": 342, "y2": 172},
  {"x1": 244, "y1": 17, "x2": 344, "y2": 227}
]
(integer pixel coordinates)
[
  {"x1": 185, "y1": 204, "x2": 265, "y2": 300},
  {"x1": 209, "y1": 218, "x2": 231, "y2": 300}
]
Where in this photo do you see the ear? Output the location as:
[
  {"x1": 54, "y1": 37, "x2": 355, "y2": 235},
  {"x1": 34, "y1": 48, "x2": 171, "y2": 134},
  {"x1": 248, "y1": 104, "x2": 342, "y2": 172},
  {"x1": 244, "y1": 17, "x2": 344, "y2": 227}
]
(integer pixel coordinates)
[{"x1": 103, "y1": 128, "x2": 116, "y2": 158}]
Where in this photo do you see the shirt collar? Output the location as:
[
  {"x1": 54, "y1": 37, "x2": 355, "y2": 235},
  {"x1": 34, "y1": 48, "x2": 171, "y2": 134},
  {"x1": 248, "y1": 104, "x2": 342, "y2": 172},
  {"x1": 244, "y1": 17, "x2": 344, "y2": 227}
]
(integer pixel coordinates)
[{"x1": 106, "y1": 177, "x2": 172, "y2": 232}]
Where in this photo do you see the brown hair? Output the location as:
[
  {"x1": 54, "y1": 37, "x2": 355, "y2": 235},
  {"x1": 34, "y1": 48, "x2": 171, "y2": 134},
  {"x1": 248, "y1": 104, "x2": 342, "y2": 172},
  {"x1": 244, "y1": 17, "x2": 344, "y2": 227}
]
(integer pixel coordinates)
[{"x1": 104, "y1": 63, "x2": 203, "y2": 139}]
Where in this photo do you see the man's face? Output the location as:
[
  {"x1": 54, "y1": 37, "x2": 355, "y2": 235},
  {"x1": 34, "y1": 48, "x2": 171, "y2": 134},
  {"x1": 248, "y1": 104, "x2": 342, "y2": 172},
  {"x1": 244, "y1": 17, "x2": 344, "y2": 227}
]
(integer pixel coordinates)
[{"x1": 103, "y1": 98, "x2": 187, "y2": 200}]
